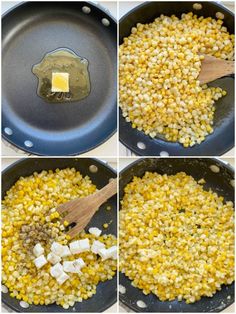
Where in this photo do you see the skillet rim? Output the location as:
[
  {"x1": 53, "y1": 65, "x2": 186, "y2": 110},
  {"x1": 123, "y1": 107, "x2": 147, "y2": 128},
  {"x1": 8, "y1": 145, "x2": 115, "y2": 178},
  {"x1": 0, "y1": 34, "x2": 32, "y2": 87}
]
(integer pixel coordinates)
[
  {"x1": 119, "y1": 1, "x2": 235, "y2": 27},
  {"x1": 119, "y1": 157, "x2": 235, "y2": 178}
]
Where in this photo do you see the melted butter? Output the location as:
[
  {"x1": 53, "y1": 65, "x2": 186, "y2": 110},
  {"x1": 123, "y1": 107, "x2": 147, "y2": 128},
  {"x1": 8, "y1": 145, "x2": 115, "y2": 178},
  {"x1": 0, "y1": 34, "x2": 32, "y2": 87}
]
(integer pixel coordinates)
[{"x1": 32, "y1": 48, "x2": 90, "y2": 103}]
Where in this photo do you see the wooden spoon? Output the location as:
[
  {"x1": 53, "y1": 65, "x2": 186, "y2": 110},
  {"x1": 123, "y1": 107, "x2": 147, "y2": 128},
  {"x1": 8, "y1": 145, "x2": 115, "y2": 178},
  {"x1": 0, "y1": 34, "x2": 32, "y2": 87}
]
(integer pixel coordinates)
[
  {"x1": 198, "y1": 55, "x2": 234, "y2": 84},
  {"x1": 57, "y1": 178, "x2": 117, "y2": 238}
]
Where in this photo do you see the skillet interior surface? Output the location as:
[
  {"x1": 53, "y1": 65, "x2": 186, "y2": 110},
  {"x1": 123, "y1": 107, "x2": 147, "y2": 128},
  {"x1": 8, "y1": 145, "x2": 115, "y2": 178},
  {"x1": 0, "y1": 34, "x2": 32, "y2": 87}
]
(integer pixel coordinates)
[
  {"x1": 2, "y1": 158, "x2": 117, "y2": 312},
  {"x1": 119, "y1": 1, "x2": 234, "y2": 156},
  {"x1": 2, "y1": 1, "x2": 117, "y2": 155},
  {"x1": 119, "y1": 158, "x2": 234, "y2": 312}
]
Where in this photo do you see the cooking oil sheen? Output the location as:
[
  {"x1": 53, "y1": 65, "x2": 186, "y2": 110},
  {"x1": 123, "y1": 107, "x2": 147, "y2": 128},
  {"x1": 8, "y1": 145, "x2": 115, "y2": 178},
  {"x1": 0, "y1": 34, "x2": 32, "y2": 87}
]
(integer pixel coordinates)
[{"x1": 32, "y1": 48, "x2": 90, "y2": 103}]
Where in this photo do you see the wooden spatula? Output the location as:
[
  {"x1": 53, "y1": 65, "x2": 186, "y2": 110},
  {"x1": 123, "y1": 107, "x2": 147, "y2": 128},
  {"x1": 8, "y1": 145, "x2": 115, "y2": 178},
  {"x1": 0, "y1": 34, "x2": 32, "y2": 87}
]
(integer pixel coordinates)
[
  {"x1": 198, "y1": 55, "x2": 234, "y2": 84},
  {"x1": 57, "y1": 178, "x2": 117, "y2": 238}
]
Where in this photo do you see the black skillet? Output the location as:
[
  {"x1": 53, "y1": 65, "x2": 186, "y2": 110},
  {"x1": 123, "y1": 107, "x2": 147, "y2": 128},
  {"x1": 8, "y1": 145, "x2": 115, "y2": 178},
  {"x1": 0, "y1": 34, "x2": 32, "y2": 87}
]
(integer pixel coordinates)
[
  {"x1": 2, "y1": 158, "x2": 117, "y2": 312},
  {"x1": 2, "y1": 2, "x2": 117, "y2": 155},
  {"x1": 119, "y1": 2, "x2": 235, "y2": 156},
  {"x1": 119, "y1": 158, "x2": 234, "y2": 312}
]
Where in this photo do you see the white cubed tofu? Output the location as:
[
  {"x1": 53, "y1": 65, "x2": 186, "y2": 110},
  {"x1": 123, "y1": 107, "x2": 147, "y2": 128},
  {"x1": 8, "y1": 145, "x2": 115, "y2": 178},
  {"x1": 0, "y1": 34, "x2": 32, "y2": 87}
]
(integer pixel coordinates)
[
  {"x1": 98, "y1": 248, "x2": 110, "y2": 260},
  {"x1": 63, "y1": 261, "x2": 77, "y2": 273},
  {"x1": 73, "y1": 258, "x2": 85, "y2": 273},
  {"x1": 51, "y1": 242, "x2": 71, "y2": 257},
  {"x1": 69, "y1": 238, "x2": 90, "y2": 254},
  {"x1": 61, "y1": 245, "x2": 72, "y2": 257},
  {"x1": 75, "y1": 258, "x2": 85, "y2": 268},
  {"x1": 51, "y1": 72, "x2": 69, "y2": 92},
  {"x1": 79, "y1": 239, "x2": 90, "y2": 251},
  {"x1": 47, "y1": 252, "x2": 61, "y2": 265},
  {"x1": 34, "y1": 255, "x2": 47, "y2": 269},
  {"x1": 56, "y1": 271, "x2": 70, "y2": 285},
  {"x1": 89, "y1": 227, "x2": 102, "y2": 237},
  {"x1": 69, "y1": 241, "x2": 80, "y2": 254},
  {"x1": 91, "y1": 240, "x2": 105, "y2": 254},
  {"x1": 33, "y1": 243, "x2": 44, "y2": 257},
  {"x1": 107, "y1": 246, "x2": 117, "y2": 260},
  {"x1": 63, "y1": 258, "x2": 86, "y2": 274},
  {"x1": 51, "y1": 242, "x2": 64, "y2": 256},
  {"x1": 50, "y1": 263, "x2": 64, "y2": 278}
]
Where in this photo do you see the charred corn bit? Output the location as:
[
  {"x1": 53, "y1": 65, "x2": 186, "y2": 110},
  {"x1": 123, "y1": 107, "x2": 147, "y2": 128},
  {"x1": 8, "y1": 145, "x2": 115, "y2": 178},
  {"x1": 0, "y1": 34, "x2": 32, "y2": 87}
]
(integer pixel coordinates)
[
  {"x1": 2, "y1": 168, "x2": 117, "y2": 309},
  {"x1": 119, "y1": 172, "x2": 234, "y2": 303},
  {"x1": 119, "y1": 12, "x2": 234, "y2": 147}
]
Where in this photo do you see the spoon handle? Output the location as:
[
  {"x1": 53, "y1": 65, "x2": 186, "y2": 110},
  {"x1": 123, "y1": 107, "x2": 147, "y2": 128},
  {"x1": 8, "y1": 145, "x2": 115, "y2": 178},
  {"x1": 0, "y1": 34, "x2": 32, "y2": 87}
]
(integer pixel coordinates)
[{"x1": 95, "y1": 179, "x2": 117, "y2": 206}]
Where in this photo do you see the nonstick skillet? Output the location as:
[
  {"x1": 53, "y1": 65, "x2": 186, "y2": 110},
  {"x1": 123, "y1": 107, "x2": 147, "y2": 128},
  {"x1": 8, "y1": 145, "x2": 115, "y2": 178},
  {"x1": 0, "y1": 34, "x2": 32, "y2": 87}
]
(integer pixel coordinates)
[
  {"x1": 119, "y1": 2, "x2": 235, "y2": 156},
  {"x1": 2, "y1": 2, "x2": 117, "y2": 155},
  {"x1": 119, "y1": 158, "x2": 234, "y2": 312},
  {"x1": 2, "y1": 158, "x2": 117, "y2": 312}
]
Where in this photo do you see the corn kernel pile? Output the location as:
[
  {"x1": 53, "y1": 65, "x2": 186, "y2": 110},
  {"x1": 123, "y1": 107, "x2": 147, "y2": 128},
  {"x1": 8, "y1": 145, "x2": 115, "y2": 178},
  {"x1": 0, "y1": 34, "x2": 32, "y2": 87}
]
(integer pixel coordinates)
[
  {"x1": 119, "y1": 172, "x2": 234, "y2": 303},
  {"x1": 119, "y1": 12, "x2": 234, "y2": 147},
  {"x1": 2, "y1": 168, "x2": 117, "y2": 309}
]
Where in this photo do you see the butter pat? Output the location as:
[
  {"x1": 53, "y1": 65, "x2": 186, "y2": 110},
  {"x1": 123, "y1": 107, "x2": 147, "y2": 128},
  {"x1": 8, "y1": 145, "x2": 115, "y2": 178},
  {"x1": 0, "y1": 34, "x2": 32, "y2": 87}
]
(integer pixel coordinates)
[{"x1": 51, "y1": 72, "x2": 69, "y2": 92}]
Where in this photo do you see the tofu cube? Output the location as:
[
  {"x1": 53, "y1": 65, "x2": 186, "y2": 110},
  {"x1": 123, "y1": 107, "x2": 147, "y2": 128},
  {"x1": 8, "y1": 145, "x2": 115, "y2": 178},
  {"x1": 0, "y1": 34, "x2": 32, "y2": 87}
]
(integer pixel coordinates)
[
  {"x1": 89, "y1": 227, "x2": 102, "y2": 237},
  {"x1": 47, "y1": 252, "x2": 61, "y2": 265},
  {"x1": 51, "y1": 242, "x2": 64, "y2": 256},
  {"x1": 63, "y1": 261, "x2": 77, "y2": 273},
  {"x1": 72, "y1": 258, "x2": 86, "y2": 274},
  {"x1": 51, "y1": 72, "x2": 69, "y2": 92},
  {"x1": 79, "y1": 239, "x2": 90, "y2": 251},
  {"x1": 60, "y1": 245, "x2": 72, "y2": 258},
  {"x1": 34, "y1": 255, "x2": 47, "y2": 269},
  {"x1": 91, "y1": 240, "x2": 105, "y2": 254},
  {"x1": 107, "y1": 246, "x2": 117, "y2": 260},
  {"x1": 56, "y1": 271, "x2": 70, "y2": 285},
  {"x1": 51, "y1": 242, "x2": 71, "y2": 257},
  {"x1": 75, "y1": 258, "x2": 85, "y2": 269},
  {"x1": 98, "y1": 248, "x2": 110, "y2": 260},
  {"x1": 50, "y1": 263, "x2": 64, "y2": 278},
  {"x1": 69, "y1": 239, "x2": 90, "y2": 254},
  {"x1": 33, "y1": 243, "x2": 44, "y2": 257},
  {"x1": 69, "y1": 241, "x2": 80, "y2": 254},
  {"x1": 63, "y1": 258, "x2": 86, "y2": 274}
]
